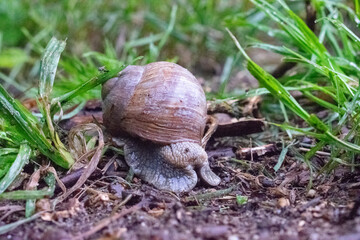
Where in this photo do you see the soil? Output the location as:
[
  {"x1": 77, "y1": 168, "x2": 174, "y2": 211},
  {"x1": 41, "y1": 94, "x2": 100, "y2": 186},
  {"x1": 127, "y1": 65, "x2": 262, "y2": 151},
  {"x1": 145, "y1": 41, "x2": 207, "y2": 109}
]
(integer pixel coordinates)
[{"x1": 1, "y1": 133, "x2": 360, "y2": 240}]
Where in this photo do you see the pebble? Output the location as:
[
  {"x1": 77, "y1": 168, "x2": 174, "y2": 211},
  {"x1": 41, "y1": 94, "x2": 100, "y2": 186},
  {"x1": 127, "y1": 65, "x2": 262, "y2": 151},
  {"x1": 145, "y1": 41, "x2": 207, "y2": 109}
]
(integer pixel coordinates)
[
  {"x1": 307, "y1": 189, "x2": 316, "y2": 198},
  {"x1": 278, "y1": 197, "x2": 290, "y2": 208}
]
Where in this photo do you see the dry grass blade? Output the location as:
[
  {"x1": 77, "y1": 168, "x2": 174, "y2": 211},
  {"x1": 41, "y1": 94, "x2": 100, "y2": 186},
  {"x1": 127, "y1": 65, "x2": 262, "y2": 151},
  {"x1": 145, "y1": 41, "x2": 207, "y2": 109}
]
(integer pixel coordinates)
[
  {"x1": 25, "y1": 167, "x2": 41, "y2": 217},
  {"x1": 47, "y1": 167, "x2": 66, "y2": 194},
  {"x1": 0, "y1": 212, "x2": 43, "y2": 235},
  {"x1": 0, "y1": 205, "x2": 25, "y2": 221},
  {"x1": 56, "y1": 123, "x2": 104, "y2": 203},
  {"x1": 201, "y1": 115, "x2": 218, "y2": 148}
]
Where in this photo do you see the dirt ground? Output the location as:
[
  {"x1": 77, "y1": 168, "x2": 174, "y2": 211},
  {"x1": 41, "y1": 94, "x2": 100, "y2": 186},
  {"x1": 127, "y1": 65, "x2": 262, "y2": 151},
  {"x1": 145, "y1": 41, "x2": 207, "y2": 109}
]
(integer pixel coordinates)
[
  {"x1": 1, "y1": 128, "x2": 360, "y2": 240},
  {"x1": 1, "y1": 77, "x2": 360, "y2": 240}
]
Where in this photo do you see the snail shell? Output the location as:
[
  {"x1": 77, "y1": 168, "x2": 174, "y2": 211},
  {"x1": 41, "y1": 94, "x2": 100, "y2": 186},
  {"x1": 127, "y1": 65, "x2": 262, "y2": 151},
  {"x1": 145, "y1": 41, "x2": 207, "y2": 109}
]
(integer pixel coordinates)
[{"x1": 102, "y1": 61, "x2": 207, "y2": 145}]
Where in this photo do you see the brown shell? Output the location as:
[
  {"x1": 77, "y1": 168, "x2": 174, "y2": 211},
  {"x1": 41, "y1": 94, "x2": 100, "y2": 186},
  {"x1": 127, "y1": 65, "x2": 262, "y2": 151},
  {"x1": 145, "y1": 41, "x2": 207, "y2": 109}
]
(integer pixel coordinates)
[{"x1": 102, "y1": 61, "x2": 207, "y2": 145}]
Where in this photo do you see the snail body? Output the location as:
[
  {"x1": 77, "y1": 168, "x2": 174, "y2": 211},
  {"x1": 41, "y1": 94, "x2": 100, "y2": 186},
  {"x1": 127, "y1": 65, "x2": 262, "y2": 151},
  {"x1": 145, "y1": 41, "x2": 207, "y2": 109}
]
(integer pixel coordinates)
[{"x1": 102, "y1": 61, "x2": 220, "y2": 192}]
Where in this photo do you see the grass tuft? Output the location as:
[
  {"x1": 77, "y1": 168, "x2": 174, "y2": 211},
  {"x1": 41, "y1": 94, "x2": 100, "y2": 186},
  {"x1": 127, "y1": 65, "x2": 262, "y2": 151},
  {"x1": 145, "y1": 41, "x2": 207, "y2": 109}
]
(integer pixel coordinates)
[
  {"x1": 227, "y1": 0, "x2": 360, "y2": 172},
  {"x1": 0, "y1": 36, "x2": 135, "y2": 202}
]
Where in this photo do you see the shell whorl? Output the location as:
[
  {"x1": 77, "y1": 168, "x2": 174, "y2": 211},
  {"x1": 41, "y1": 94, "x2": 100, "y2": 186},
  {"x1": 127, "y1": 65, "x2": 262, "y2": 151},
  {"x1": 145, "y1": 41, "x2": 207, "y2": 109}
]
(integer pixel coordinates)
[{"x1": 102, "y1": 61, "x2": 207, "y2": 145}]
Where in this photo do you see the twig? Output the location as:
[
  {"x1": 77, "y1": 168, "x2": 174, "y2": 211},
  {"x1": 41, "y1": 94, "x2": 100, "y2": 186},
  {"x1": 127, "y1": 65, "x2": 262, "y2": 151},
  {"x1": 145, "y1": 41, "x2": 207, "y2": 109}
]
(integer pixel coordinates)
[
  {"x1": 50, "y1": 168, "x2": 102, "y2": 193},
  {"x1": 236, "y1": 143, "x2": 279, "y2": 160},
  {"x1": 111, "y1": 194, "x2": 133, "y2": 215},
  {"x1": 344, "y1": 182, "x2": 360, "y2": 189},
  {"x1": 101, "y1": 155, "x2": 117, "y2": 174}
]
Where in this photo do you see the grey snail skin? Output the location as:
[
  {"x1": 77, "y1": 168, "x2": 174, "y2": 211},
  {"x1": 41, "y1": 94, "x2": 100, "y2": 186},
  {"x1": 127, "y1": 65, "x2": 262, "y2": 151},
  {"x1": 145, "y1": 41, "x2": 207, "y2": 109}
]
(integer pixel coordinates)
[{"x1": 102, "y1": 61, "x2": 220, "y2": 192}]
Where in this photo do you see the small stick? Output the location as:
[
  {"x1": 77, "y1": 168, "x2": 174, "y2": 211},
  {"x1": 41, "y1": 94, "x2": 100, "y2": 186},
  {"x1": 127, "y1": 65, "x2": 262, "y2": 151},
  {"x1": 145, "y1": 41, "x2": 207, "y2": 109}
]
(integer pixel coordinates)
[
  {"x1": 111, "y1": 194, "x2": 133, "y2": 215},
  {"x1": 101, "y1": 155, "x2": 117, "y2": 174},
  {"x1": 52, "y1": 168, "x2": 102, "y2": 193},
  {"x1": 236, "y1": 143, "x2": 278, "y2": 160}
]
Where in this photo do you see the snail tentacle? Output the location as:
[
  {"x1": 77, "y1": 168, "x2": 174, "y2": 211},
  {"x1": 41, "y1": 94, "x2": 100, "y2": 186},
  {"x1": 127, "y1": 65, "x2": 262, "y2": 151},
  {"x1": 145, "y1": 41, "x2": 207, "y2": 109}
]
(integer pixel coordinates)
[{"x1": 198, "y1": 163, "x2": 221, "y2": 186}]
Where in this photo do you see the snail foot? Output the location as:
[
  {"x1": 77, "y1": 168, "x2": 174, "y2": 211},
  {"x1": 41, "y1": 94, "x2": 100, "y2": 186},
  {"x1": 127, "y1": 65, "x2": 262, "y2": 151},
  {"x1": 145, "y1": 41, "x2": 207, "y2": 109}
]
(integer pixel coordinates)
[{"x1": 124, "y1": 138, "x2": 197, "y2": 193}]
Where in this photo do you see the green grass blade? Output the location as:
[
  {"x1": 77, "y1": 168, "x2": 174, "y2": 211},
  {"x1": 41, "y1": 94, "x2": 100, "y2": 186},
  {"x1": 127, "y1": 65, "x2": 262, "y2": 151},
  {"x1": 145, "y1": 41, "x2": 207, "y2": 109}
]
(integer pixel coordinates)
[
  {"x1": 38, "y1": 37, "x2": 66, "y2": 98},
  {"x1": 274, "y1": 140, "x2": 295, "y2": 172},
  {"x1": 25, "y1": 199, "x2": 36, "y2": 217},
  {"x1": 36, "y1": 37, "x2": 75, "y2": 168},
  {"x1": 148, "y1": 5, "x2": 177, "y2": 62},
  {"x1": 0, "y1": 84, "x2": 73, "y2": 168},
  {"x1": 270, "y1": 123, "x2": 324, "y2": 139},
  {"x1": 0, "y1": 148, "x2": 19, "y2": 155},
  {"x1": 246, "y1": 58, "x2": 311, "y2": 121},
  {"x1": 251, "y1": 0, "x2": 327, "y2": 57},
  {"x1": 302, "y1": 91, "x2": 345, "y2": 115},
  {"x1": 0, "y1": 144, "x2": 31, "y2": 194},
  {"x1": 356, "y1": 0, "x2": 360, "y2": 18},
  {"x1": 50, "y1": 56, "x2": 142, "y2": 114},
  {"x1": 328, "y1": 18, "x2": 360, "y2": 44},
  {"x1": 228, "y1": 29, "x2": 360, "y2": 153},
  {"x1": 0, "y1": 155, "x2": 17, "y2": 179},
  {"x1": 227, "y1": 29, "x2": 310, "y2": 121},
  {"x1": 218, "y1": 56, "x2": 235, "y2": 97},
  {"x1": 124, "y1": 33, "x2": 163, "y2": 49},
  {"x1": 51, "y1": 65, "x2": 125, "y2": 114},
  {"x1": 0, "y1": 189, "x2": 53, "y2": 200},
  {"x1": 0, "y1": 172, "x2": 55, "y2": 200},
  {"x1": 229, "y1": 85, "x2": 334, "y2": 101},
  {"x1": 0, "y1": 213, "x2": 41, "y2": 235}
]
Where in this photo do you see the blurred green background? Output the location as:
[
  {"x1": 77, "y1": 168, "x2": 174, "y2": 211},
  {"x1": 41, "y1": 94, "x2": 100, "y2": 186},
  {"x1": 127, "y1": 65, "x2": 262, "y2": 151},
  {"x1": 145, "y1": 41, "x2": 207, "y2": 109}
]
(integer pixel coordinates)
[
  {"x1": 1, "y1": 0, "x2": 354, "y2": 103},
  {"x1": 0, "y1": 0, "x2": 308, "y2": 100}
]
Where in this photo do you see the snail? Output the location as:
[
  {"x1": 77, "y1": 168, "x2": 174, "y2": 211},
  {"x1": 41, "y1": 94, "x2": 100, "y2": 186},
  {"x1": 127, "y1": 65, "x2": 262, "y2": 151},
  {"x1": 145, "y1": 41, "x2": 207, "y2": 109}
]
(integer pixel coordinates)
[{"x1": 102, "y1": 61, "x2": 220, "y2": 192}]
